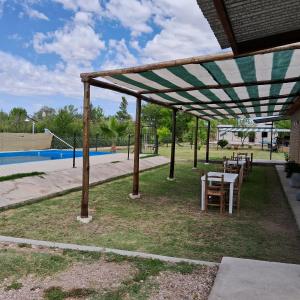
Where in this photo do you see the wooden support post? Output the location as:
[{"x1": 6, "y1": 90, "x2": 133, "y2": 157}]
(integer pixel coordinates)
[
  {"x1": 217, "y1": 127, "x2": 220, "y2": 150},
  {"x1": 270, "y1": 121, "x2": 274, "y2": 161},
  {"x1": 206, "y1": 121, "x2": 211, "y2": 164},
  {"x1": 168, "y1": 109, "x2": 177, "y2": 180},
  {"x1": 80, "y1": 81, "x2": 91, "y2": 220},
  {"x1": 193, "y1": 117, "x2": 199, "y2": 169},
  {"x1": 130, "y1": 97, "x2": 142, "y2": 198}
]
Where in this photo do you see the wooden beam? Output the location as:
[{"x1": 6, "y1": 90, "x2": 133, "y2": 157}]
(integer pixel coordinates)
[
  {"x1": 184, "y1": 100, "x2": 294, "y2": 112},
  {"x1": 169, "y1": 93, "x2": 299, "y2": 106},
  {"x1": 140, "y1": 77, "x2": 300, "y2": 95},
  {"x1": 81, "y1": 81, "x2": 90, "y2": 218},
  {"x1": 193, "y1": 108, "x2": 288, "y2": 118},
  {"x1": 131, "y1": 97, "x2": 142, "y2": 197},
  {"x1": 80, "y1": 44, "x2": 300, "y2": 79},
  {"x1": 87, "y1": 78, "x2": 173, "y2": 109},
  {"x1": 206, "y1": 121, "x2": 211, "y2": 163},
  {"x1": 193, "y1": 117, "x2": 199, "y2": 168},
  {"x1": 169, "y1": 109, "x2": 177, "y2": 179},
  {"x1": 213, "y1": 0, "x2": 238, "y2": 55}
]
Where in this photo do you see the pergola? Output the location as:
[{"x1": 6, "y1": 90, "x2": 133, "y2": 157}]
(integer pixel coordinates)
[{"x1": 78, "y1": 44, "x2": 300, "y2": 219}]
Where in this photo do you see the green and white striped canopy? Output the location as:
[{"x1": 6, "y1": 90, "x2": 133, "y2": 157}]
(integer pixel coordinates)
[{"x1": 94, "y1": 46, "x2": 300, "y2": 120}]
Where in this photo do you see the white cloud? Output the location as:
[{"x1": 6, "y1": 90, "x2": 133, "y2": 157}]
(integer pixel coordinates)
[
  {"x1": 0, "y1": 0, "x2": 6, "y2": 17},
  {"x1": 139, "y1": 0, "x2": 220, "y2": 62},
  {"x1": 102, "y1": 39, "x2": 138, "y2": 70},
  {"x1": 33, "y1": 12, "x2": 105, "y2": 66},
  {"x1": 23, "y1": 5, "x2": 49, "y2": 21},
  {"x1": 0, "y1": 50, "x2": 121, "y2": 106},
  {"x1": 54, "y1": 0, "x2": 101, "y2": 13},
  {"x1": 105, "y1": 0, "x2": 152, "y2": 36}
]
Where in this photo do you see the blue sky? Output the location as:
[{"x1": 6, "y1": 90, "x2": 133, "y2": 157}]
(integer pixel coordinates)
[{"x1": 0, "y1": 0, "x2": 221, "y2": 116}]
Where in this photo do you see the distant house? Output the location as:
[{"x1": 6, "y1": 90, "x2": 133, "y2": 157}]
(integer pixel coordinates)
[{"x1": 216, "y1": 124, "x2": 290, "y2": 150}]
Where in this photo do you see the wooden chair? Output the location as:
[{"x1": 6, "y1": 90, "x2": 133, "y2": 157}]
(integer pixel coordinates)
[{"x1": 205, "y1": 174, "x2": 226, "y2": 214}]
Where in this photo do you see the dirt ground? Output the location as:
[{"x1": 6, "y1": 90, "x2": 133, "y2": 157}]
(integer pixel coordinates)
[{"x1": 0, "y1": 243, "x2": 218, "y2": 300}]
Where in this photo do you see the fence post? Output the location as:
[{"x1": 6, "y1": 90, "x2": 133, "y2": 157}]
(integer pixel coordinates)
[
  {"x1": 155, "y1": 134, "x2": 159, "y2": 155},
  {"x1": 127, "y1": 134, "x2": 131, "y2": 160},
  {"x1": 73, "y1": 132, "x2": 76, "y2": 168}
]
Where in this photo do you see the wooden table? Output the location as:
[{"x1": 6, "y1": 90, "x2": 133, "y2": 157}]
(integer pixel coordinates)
[{"x1": 201, "y1": 172, "x2": 239, "y2": 214}]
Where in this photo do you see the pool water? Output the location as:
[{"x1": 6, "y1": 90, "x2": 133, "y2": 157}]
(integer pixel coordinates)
[{"x1": 0, "y1": 150, "x2": 111, "y2": 166}]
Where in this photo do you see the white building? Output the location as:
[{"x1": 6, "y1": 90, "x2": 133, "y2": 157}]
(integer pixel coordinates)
[{"x1": 217, "y1": 124, "x2": 290, "y2": 149}]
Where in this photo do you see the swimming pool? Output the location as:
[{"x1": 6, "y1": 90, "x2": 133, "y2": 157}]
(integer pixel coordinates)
[{"x1": 0, "y1": 150, "x2": 111, "y2": 166}]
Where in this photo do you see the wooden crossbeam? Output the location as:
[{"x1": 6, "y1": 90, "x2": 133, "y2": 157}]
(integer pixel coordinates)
[
  {"x1": 183, "y1": 100, "x2": 294, "y2": 112},
  {"x1": 168, "y1": 93, "x2": 299, "y2": 106}
]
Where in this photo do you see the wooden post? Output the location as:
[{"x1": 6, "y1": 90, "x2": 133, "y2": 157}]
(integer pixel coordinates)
[
  {"x1": 130, "y1": 97, "x2": 141, "y2": 198},
  {"x1": 206, "y1": 121, "x2": 211, "y2": 164},
  {"x1": 193, "y1": 117, "x2": 199, "y2": 168},
  {"x1": 80, "y1": 81, "x2": 90, "y2": 219},
  {"x1": 270, "y1": 121, "x2": 274, "y2": 161},
  {"x1": 217, "y1": 127, "x2": 220, "y2": 150},
  {"x1": 168, "y1": 109, "x2": 177, "y2": 180}
]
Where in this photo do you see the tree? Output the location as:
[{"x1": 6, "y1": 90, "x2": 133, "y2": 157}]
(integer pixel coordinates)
[
  {"x1": 100, "y1": 117, "x2": 129, "y2": 151},
  {"x1": 157, "y1": 127, "x2": 171, "y2": 146},
  {"x1": 236, "y1": 118, "x2": 255, "y2": 146},
  {"x1": 34, "y1": 106, "x2": 56, "y2": 120},
  {"x1": 9, "y1": 107, "x2": 27, "y2": 132},
  {"x1": 116, "y1": 97, "x2": 131, "y2": 122},
  {"x1": 90, "y1": 104, "x2": 104, "y2": 123},
  {"x1": 141, "y1": 103, "x2": 170, "y2": 128}
]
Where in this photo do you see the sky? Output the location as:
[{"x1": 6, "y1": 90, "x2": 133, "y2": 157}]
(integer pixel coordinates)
[{"x1": 0, "y1": 0, "x2": 221, "y2": 116}]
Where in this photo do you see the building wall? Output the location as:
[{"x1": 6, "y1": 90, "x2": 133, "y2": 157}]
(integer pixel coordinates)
[
  {"x1": 289, "y1": 109, "x2": 300, "y2": 163},
  {"x1": 0, "y1": 133, "x2": 53, "y2": 151}
]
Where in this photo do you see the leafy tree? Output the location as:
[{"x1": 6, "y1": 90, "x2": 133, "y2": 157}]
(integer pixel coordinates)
[
  {"x1": 9, "y1": 107, "x2": 28, "y2": 132},
  {"x1": 141, "y1": 103, "x2": 169, "y2": 128},
  {"x1": 100, "y1": 117, "x2": 129, "y2": 151},
  {"x1": 236, "y1": 118, "x2": 255, "y2": 146},
  {"x1": 34, "y1": 106, "x2": 56, "y2": 120},
  {"x1": 116, "y1": 97, "x2": 131, "y2": 122},
  {"x1": 0, "y1": 110, "x2": 9, "y2": 132},
  {"x1": 90, "y1": 104, "x2": 104, "y2": 123},
  {"x1": 157, "y1": 127, "x2": 171, "y2": 146}
]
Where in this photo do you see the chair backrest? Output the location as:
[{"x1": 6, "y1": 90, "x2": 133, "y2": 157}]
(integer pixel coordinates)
[
  {"x1": 237, "y1": 152, "x2": 248, "y2": 160},
  {"x1": 205, "y1": 173, "x2": 225, "y2": 190},
  {"x1": 225, "y1": 164, "x2": 240, "y2": 174}
]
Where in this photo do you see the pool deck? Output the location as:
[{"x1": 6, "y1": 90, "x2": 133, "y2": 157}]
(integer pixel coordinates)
[
  {"x1": 0, "y1": 155, "x2": 169, "y2": 210},
  {"x1": 0, "y1": 152, "x2": 129, "y2": 177}
]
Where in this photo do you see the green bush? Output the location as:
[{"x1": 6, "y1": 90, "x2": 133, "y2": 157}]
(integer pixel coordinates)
[{"x1": 217, "y1": 139, "x2": 229, "y2": 149}]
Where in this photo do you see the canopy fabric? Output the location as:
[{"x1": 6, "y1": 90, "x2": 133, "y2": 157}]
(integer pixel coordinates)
[{"x1": 86, "y1": 45, "x2": 300, "y2": 121}]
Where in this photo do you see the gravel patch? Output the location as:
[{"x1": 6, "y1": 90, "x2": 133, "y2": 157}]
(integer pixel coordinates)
[
  {"x1": 0, "y1": 260, "x2": 136, "y2": 300},
  {"x1": 149, "y1": 266, "x2": 218, "y2": 300}
]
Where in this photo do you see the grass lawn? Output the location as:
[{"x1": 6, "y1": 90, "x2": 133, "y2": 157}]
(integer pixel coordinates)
[
  {"x1": 157, "y1": 145, "x2": 285, "y2": 161},
  {"x1": 0, "y1": 161, "x2": 299, "y2": 264}
]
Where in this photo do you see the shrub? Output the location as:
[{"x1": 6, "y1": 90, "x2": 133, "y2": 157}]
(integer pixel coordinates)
[{"x1": 217, "y1": 139, "x2": 228, "y2": 149}]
